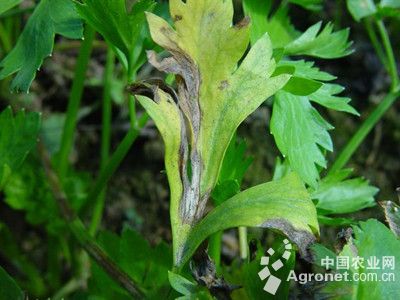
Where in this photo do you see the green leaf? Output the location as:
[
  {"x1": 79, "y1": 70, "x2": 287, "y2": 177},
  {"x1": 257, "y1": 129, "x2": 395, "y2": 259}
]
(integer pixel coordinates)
[
  {"x1": 211, "y1": 180, "x2": 240, "y2": 206},
  {"x1": 242, "y1": 0, "x2": 272, "y2": 44},
  {"x1": 0, "y1": 107, "x2": 41, "y2": 189},
  {"x1": 168, "y1": 272, "x2": 197, "y2": 296},
  {"x1": 212, "y1": 136, "x2": 253, "y2": 205},
  {"x1": 284, "y1": 22, "x2": 353, "y2": 58},
  {"x1": 309, "y1": 83, "x2": 359, "y2": 115},
  {"x1": 224, "y1": 235, "x2": 296, "y2": 300},
  {"x1": 272, "y1": 157, "x2": 292, "y2": 181},
  {"x1": 380, "y1": 0, "x2": 400, "y2": 8},
  {"x1": 317, "y1": 215, "x2": 356, "y2": 226},
  {"x1": 278, "y1": 60, "x2": 358, "y2": 114},
  {"x1": 354, "y1": 220, "x2": 400, "y2": 299},
  {"x1": 320, "y1": 220, "x2": 400, "y2": 299},
  {"x1": 3, "y1": 156, "x2": 90, "y2": 234},
  {"x1": 217, "y1": 137, "x2": 253, "y2": 186},
  {"x1": 289, "y1": 0, "x2": 323, "y2": 11},
  {"x1": 0, "y1": 266, "x2": 24, "y2": 300},
  {"x1": 0, "y1": 0, "x2": 83, "y2": 92},
  {"x1": 278, "y1": 60, "x2": 337, "y2": 82},
  {"x1": 0, "y1": 0, "x2": 22, "y2": 15},
  {"x1": 312, "y1": 169, "x2": 378, "y2": 214},
  {"x1": 346, "y1": 0, "x2": 377, "y2": 21},
  {"x1": 271, "y1": 91, "x2": 333, "y2": 187},
  {"x1": 90, "y1": 227, "x2": 172, "y2": 299},
  {"x1": 75, "y1": 0, "x2": 155, "y2": 72},
  {"x1": 243, "y1": 1, "x2": 298, "y2": 47},
  {"x1": 178, "y1": 173, "x2": 319, "y2": 267},
  {"x1": 283, "y1": 76, "x2": 322, "y2": 96}
]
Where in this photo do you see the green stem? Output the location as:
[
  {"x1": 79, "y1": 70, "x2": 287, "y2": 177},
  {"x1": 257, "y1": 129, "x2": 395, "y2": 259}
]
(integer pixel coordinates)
[
  {"x1": 57, "y1": 26, "x2": 96, "y2": 177},
  {"x1": 376, "y1": 20, "x2": 399, "y2": 92},
  {"x1": 238, "y1": 227, "x2": 248, "y2": 260},
  {"x1": 0, "y1": 23, "x2": 12, "y2": 52},
  {"x1": 208, "y1": 231, "x2": 222, "y2": 270},
  {"x1": 89, "y1": 49, "x2": 115, "y2": 236},
  {"x1": 329, "y1": 92, "x2": 400, "y2": 174},
  {"x1": 364, "y1": 19, "x2": 389, "y2": 72},
  {"x1": 129, "y1": 96, "x2": 137, "y2": 128},
  {"x1": 39, "y1": 142, "x2": 144, "y2": 299},
  {"x1": 86, "y1": 114, "x2": 149, "y2": 207}
]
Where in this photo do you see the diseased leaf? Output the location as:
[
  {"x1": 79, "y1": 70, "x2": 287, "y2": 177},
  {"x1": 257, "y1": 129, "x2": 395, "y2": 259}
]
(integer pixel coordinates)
[
  {"x1": 0, "y1": 0, "x2": 22, "y2": 15},
  {"x1": 271, "y1": 91, "x2": 333, "y2": 187},
  {"x1": 138, "y1": 0, "x2": 290, "y2": 262},
  {"x1": 136, "y1": 89, "x2": 186, "y2": 254},
  {"x1": 75, "y1": 0, "x2": 155, "y2": 72},
  {"x1": 0, "y1": 107, "x2": 41, "y2": 189},
  {"x1": 346, "y1": 0, "x2": 377, "y2": 21},
  {"x1": 380, "y1": 200, "x2": 400, "y2": 237},
  {"x1": 0, "y1": 266, "x2": 24, "y2": 300},
  {"x1": 0, "y1": 0, "x2": 83, "y2": 92},
  {"x1": 284, "y1": 22, "x2": 353, "y2": 58},
  {"x1": 178, "y1": 173, "x2": 319, "y2": 267},
  {"x1": 312, "y1": 169, "x2": 378, "y2": 214}
]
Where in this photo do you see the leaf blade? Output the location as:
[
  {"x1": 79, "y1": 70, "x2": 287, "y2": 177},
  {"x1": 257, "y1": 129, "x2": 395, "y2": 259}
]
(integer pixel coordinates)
[{"x1": 178, "y1": 173, "x2": 319, "y2": 266}]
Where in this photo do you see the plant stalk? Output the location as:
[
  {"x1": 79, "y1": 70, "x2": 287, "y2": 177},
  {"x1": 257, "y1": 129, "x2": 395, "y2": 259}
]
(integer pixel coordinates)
[
  {"x1": 238, "y1": 227, "x2": 248, "y2": 260},
  {"x1": 57, "y1": 26, "x2": 96, "y2": 177},
  {"x1": 208, "y1": 231, "x2": 222, "y2": 270},
  {"x1": 86, "y1": 113, "x2": 149, "y2": 206},
  {"x1": 330, "y1": 91, "x2": 399, "y2": 174},
  {"x1": 364, "y1": 19, "x2": 389, "y2": 72},
  {"x1": 89, "y1": 49, "x2": 115, "y2": 236},
  {"x1": 376, "y1": 20, "x2": 399, "y2": 92}
]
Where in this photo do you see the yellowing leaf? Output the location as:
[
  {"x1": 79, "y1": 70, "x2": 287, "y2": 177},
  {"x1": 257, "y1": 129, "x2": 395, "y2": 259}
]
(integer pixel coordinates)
[
  {"x1": 135, "y1": 0, "x2": 291, "y2": 266},
  {"x1": 179, "y1": 173, "x2": 319, "y2": 267},
  {"x1": 136, "y1": 90, "x2": 185, "y2": 251},
  {"x1": 146, "y1": 2, "x2": 289, "y2": 198}
]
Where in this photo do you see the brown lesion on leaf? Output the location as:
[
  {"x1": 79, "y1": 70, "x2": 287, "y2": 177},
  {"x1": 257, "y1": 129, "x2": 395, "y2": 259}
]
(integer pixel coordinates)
[
  {"x1": 143, "y1": 49, "x2": 206, "y2": 226},
  {"x1": 126, "y1": 79, "x2": 178, "y2": 103},
  {"x1": 174, "y1": 15, "x2": 183, "y2": 22},
  {"x1": 260, "y1": 218, "x2": 317, "y2": 262},
  {"x1": 379, "y1": 200, "x2": 400, "y2": 238},
  {"x1": 218, "y1": 80, "x2": 230, "y2": 90},
  {"x1": 235, "y1": 16, "x2": 250, "y2": 29}
]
